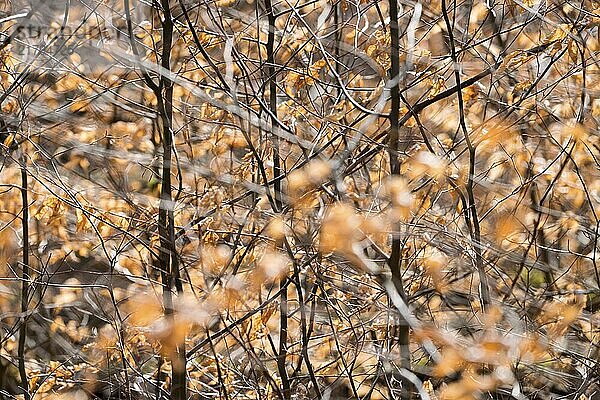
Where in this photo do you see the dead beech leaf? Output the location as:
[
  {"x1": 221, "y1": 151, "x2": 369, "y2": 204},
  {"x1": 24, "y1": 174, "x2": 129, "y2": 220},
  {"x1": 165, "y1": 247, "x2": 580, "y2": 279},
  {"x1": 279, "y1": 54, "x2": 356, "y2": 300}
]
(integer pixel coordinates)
[
  {"x1": 428, "y1": 77, "x2": 446, "y2": 98},
  {"x1": 147, "y1": 317, "x2": 190, "y2": 355},
  {"x1": 543, "y1": 24, "x2": 570, "y2": 44},
  {"x1": 319, "y1": 203, "x2": 363, "y2": 253},
  {"x1": 500, "y1": 51, "x2": 533, "y2": 71},
  {"x1": 422, "y1": 247, "x2": 448, "y2": 293},
  {"x1": 432, "y1": 347, "x2": 465, "y2": 377},
  {"x1": 385, "y1": 176, "x2": 414, "y2": 220},
  {"x1": 125, "y1": 294, "x2": 163, "y2": 327}
]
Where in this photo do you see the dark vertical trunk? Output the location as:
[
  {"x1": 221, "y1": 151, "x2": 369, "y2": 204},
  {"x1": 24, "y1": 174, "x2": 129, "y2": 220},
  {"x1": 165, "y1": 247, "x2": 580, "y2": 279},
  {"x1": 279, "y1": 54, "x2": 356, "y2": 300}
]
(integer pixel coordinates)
[
  {"x1": 387, "y1": 0, "x2": 411, "y2": 398},
  {"x1": 18, "y1": 155, "x2": 30, "y2": 400},
  {"x1": 264, "y1": 0, "x2": 289, "y2": 398},
  {"x1": 157, "y1": 0, "x2": 186, "y2": 397}
]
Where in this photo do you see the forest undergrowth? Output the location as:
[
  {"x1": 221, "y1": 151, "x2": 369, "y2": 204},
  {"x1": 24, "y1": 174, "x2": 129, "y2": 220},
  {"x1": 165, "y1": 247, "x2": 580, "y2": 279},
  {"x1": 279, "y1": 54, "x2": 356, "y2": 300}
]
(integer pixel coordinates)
[{"x1": 1, "y1": 0, "x2": 600, "y2": 399}]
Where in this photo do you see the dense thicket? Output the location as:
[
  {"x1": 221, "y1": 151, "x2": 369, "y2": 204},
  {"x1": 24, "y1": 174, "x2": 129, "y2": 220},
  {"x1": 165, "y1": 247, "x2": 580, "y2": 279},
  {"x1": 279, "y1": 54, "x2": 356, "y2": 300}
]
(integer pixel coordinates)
[{"x1": 1, "y1": 0, "x2": 600, "y2": 398}]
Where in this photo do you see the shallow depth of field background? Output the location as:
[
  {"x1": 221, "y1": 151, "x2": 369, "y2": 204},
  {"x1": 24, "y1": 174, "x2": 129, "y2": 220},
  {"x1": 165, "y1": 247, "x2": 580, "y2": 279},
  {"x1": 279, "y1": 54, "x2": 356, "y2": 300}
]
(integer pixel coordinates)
[{"x1": 1, "y1": 0, "x2": 600, "y2": 399}]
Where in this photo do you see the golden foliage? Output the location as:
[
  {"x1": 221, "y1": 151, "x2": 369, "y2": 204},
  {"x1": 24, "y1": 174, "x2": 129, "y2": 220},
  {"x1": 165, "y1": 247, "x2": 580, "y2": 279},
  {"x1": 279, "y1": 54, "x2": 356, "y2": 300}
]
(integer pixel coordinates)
[{"x1": 0, "y1": 1, "x2": 597, "y2": 398}]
